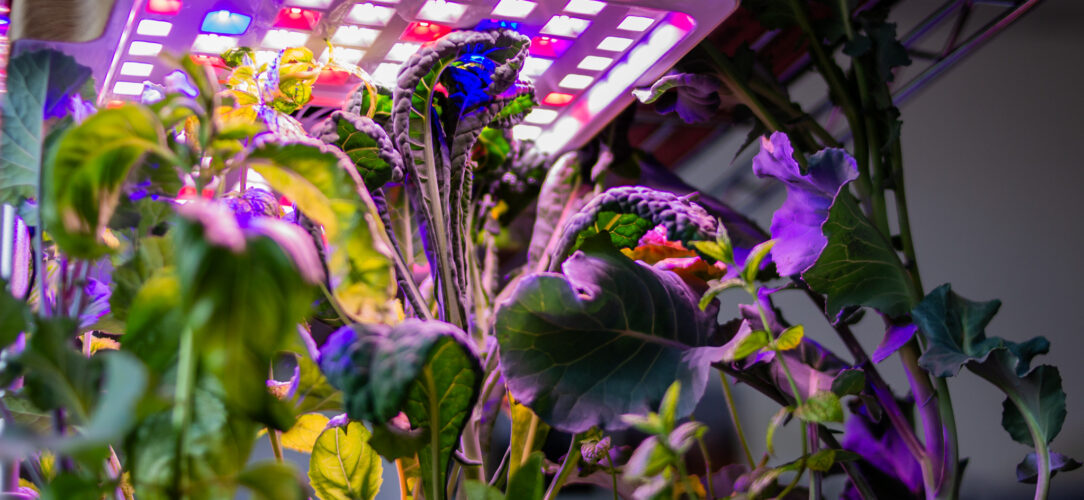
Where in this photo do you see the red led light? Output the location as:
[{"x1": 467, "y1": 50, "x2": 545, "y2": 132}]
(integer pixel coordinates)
[
  {"x1": 317, "y1": 69, "x2": 352, "y2": 86},
  {"x1": 146, "y1": 0, "x2": 182, "y2": 15},
  {"x1": 542, "y1": 92, "x2": 574, "y2": 106},
  {"x1": 189, "y1": 53, "x2": 226, "y2": 68},
  {"x1": 273, "y1": 7, "x2": 321, "y2": 31},
  {"x1": 107, "y1": 100, "x2": 126, "y2": 108},
  {"x1": 401, "y1": 22, "x2": 452, "y2": 42},
  {"x1": 529, "y1": 36, "x2": 572, "y2": 58}
]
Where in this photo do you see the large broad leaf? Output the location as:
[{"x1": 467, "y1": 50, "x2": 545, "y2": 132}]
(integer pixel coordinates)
[
  {"x1": 994, "y1": 365, "x2": 1066, "y2": 447},
  {"x1": 390, "y1": 28, "x2": 529, "y2": 327},
  {"x1": 308, "y1": 421, "x2": 383, "y2": 500},
  {"x1": 318, "y1": 319, "x2": 482, "y2": 500},
  {"x1": 495, "y1": 239, "x2": 721, "y2": 433},
  {"x1": 247, "y1": 136, "x2": 397, "y2": 323},
  {"x1": 547, "y1": 186, "x2": 719, "y2": 270},
  {"x1": 312, "y1": 110, "x2": 403, "y2": 191},
  {"x1": 0, "y1": 48, "x2": 92, "y2": 204},
  {"x1": 44, "y1": 105, "x2": 166, "y2": 258}
]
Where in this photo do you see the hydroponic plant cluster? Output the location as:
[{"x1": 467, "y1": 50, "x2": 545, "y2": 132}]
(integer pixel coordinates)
[{"x1": 0, "y1": 1, "x2": 1076, "y2": 500}]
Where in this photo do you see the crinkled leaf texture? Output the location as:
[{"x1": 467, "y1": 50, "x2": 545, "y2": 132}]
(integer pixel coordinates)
[
  {"x1": 0, "y1": 48, "x2": 92, "y2": 204},
  {"x1": 495, "y1": 239, "x2": 721, "y2": 433},
  {"x1": 319, "y1": 319, "x2": 482, "y2": 500},
  {"x1": 547, "y1": 186, "x2": 718, "y2": 270},
  {"x1": 632, "y1": 73, "x2": 721, "y2": 124},
  {"x1": 308, "y1": 421, "x2": 383, "y2": 500},
  {"x1": 312, "y1": 110, "x2": 403, "y2": 191},
  {"x1": 754, "y1": 132, "x2": 916, "y2": 319}
]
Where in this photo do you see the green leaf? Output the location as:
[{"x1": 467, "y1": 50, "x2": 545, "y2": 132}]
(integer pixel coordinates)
[
  {"x1": 698, "y1": 278, "x2": 744, "y2": 311},
  {"x1": 624, "y1": 436, "x2": 670, "y2": 478},
  {"x1": 998, "y1": 365, "x2": 1066, "y2": 447},
  {"x1": 367, "y1": 421, "x2": 428, "y2": 460},
  {"x1": 44, "y1": 105, "x2": 166, "y2": 258},
  {"x1": 123, "y1": 270, "x2": 183, "y2": 372},
  {"x1": 724, "y1": 329, "x2": 771, "y2": 362},
  {"x1": 238, "y1": 462, "x2": 306, "y2": 500},
  {"x1": 110, "y1": 235, "x2": 174, "y2": 323},
  {"x1": 802, "y1": 194, "x2": 918, "y2": 319},
  {"x1": 659, "y1": 381, "x2": 682, "y2": 431},
  {"x1": 309, "y1": 421, "x2": 383, "y2": 500},
  {"x1": 741, "y1": 239, "x2": 773, "y2": 285},
  {"x1": 0, "y1": 279, "x2": 31, "y2": 349},
  {"x1": 280, "y1": 413, "x2": 330, "y2": 453},
  {"x1": 794, "y1": 391, "x2": 843, "y2": 423},
  {"x1": 506, "y1": 451, "x2": 545, "y2": 500},
  {"x1": 765, "y1": 406, "x2": 789, "y2": 456},
  {"x1": 464, "y1": 480, "x2": 505, "y2": 500},
  {"x1": 508, "y1": 402, "x2": 549, "y2": 478},
  {"x1": 772, "y1": 325, "x2": 803, "y2": 351},
  {"x1": 495, "y1": 240, "x2": 720, "y2": 433},
  {"x1": 830, "y1": 368, "x2": 866, "y2": 397},
  {"x1": 807, "y1": 449, "x2": 836, "y2": 472},
  {"x1": 313, "y1": 111, "x2": 403, "y2": 191},
  {"x1": 0, "y1": 49, "x2": 92, "y2": 204},
  {"x1": 291, "y1": 353, "x2": 343, "y2": 415}
]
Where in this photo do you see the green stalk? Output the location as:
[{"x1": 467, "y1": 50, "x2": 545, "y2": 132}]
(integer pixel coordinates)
[
  {"x1": 171, "y1": 327, "x2": 196, "y2": 499},
  {"x1": 701, "y1": 44, "x2": 787, "y2": 135},
  {"x1": 1007, "y1": 393, "x2": 1050, "y2": 500},
  {"x1": 421, "y1": 81, "x2": 464, "y2": 329},
  {"x1": 605, "y1": 449, "x2": 621, "y2": 500},
  {"x1": 673, "y1": 457, "x2": 699, "y2": 500},
  {"x1": 694, "y1": 429, "x2": 715, "y2": 499},
  {"x1": 718, "y1": 371, "x2": 755, "y2": 468},
  {"x1": 543, "y1": 433, "x2": 584, "y2": 500}
]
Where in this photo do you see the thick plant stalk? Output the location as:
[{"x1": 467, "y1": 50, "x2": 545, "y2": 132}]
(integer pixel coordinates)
[{"x1": 543, "y1": 433, "x2": 584, "y2": 500}]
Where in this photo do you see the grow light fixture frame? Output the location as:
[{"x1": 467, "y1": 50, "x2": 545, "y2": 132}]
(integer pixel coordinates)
[{"x1": 37, "y1": 0, "x2": 738, "y2": 156}]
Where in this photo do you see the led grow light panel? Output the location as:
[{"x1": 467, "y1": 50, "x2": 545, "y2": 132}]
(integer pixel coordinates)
[{"x1": 90, "y1": 0, "x2": 737, "y2": 155}]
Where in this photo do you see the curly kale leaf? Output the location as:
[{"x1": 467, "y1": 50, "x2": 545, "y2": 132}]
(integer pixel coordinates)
[{"x1": 313, "y1": 110, "x2": 403, "y2": 190}]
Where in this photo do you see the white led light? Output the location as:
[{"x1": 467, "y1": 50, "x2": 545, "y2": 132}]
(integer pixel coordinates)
[
  {"x1": 372, "y1": 62, "x2": 400, "y2": 86},
  {"x1": 254, "y1": 50, "x2": 278, "y2": 67},
  {"x1": 192, "y1": 34, "x2": 239, "y2": 54},
  {"x1": 332, "y1": 25, "x2": 381, "y2": 47},
  {"x1": 136, "y1": 19, "x2": 172, "y2": 37},
  {"x1": 284, "y1": 0, "x2": 333, "y2": 7},
  {"x1": 597, "y1": 36, "x2": 633, "y2": 52},
  {"x1": 386, "y1": 43, "x2": 421, "y2": 62},
  {"x1": 577, "y1": 55, "x2": 613, "y2": 71},
  {"x1": 524, "y1": 108, "x2": 558, "y2": 125},
  {"x1": 321, "y1": 47, "x2": 366, "y2": 65},
  {"x1": 492, "y1": 0, "x2": 536, "y2": 18},
  {"x1": 112, "y1": 81, "x2": 145, "y2": 96},
  {"x1": 120, "y1": 61, "x2": 154, "y2": 77},
  {"x1": 416, "y1": 0, "x2": 468, "y2": 23},
  {"x1": 262, "y1": 30, "x2": 310, "y2": 50},
  {"x1": 128, "y1": 41, "x2": 163, "y2": 56},
  {"x1": 618, "y1": 15, "x2": 654, "y2": 31},
  {"x1": 347, "y1": 3, "x2": 396, "y2": 26},
  {"x1": 535, "y1": 116, "x2": 580, "y2": 152},
  {"x1": 558, "y1": 74, "x2": 594, "y2": 90},
  {"x1": 520, "y1": 57, "x2": 552, "y2": 79},
  {"x1": 541, "y1": 15, "x2": 591, "y2": 37},
  {"x1": 564, "y1": 0, "x2": 605, "y2": 16},
  {"x1": 512, "y1": 124, "x2": 542, "y2": 141}
]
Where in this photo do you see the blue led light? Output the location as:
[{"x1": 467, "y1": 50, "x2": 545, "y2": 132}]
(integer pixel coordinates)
[
  {"x1": 201, "y1": 10, "x2": 252, "y2": 35},
  {"x1": 475, "y1": 19, "x2": 521, "y2": 31}
]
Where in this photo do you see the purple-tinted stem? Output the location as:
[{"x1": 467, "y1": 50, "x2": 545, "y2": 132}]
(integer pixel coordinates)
[{"x1": 899, "y1": 339, "x2": 947, "y2": 496}]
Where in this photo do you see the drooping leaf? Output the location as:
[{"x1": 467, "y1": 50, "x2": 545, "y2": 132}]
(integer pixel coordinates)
[
  {"x1": 1015, "y1": 451, "x2": 1081, "y2": 484},
  {"x1": 238, "y1": 462, "x2": 306, "y2": 500},
  {"x1": 44, "y1": 105, "x2": 165, "y2": 258},
  {"x1": 872, "y1": 323, "x2": 916, "y2": 364},
  {"x1": 632, "y1": 73, "x2": 721, "y2": 123},
  {"x1": 996, "y1": 364, "x2": 1066, "y2": 447},
  {"x1": 0, "y1": 48, "x2": 92, "y2": 204},
  {"x1": 793, "y1": 391, "x2": 844, "y2": 423},
  {"x1": 548, "y1": 186, "x2": 718, "y2": 269},
  {"x1": 495, "y1": 239, "x2": 721, "y2": 433},
  {"x1": 773, "y1": 325, "x2": 804, "y2": 351},
  {"x1": 308, "y1": 421, "x2": 383, "y2": 500},
  {"x1": 313, "y1": 110, "x2": 403, "y2": 191},
  {"x1": 527, "y1": 152, "x2": 584, "y2": 270},
  {"x1": 831, "y1": 369, "x2": 866, "y2": 397}
]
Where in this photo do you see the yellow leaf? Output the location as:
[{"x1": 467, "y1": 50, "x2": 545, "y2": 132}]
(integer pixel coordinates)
[
  {"x1": 774, "y1": 325, "x2": 804, "y2": 351},
  {"x1": 281, "y1": 413, "x2": 331, "y2": 454},
  {"x1": 89, "y1": 334, "x2": 120, "y2": 354}
]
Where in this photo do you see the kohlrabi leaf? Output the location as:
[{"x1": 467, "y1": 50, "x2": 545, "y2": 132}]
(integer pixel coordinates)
[
  {"x1": 995, "y1": 365, "x2": 1066, "y2": 448},
  {"x1": 308, "y1": 421, "x2": 383, "y2": 500},
  {"x1": 632, "y1": 73, "x2": 721, "y2": 124},
  {"x1": 390, "y1": 28, "x2": 529, "y2": 328},
  {"x1": 0, "y1": 48, "x2": 92, "y2": 204},
  {"x1": 495, "y1": 239, "x2": 721, "y2": 433},
  {"x1": 1016, "y1": 451, "x2": 1081, "y2": 484},
  {"x1": 548, "y1": 186, "x2": 718, "y2": 270},
  {"x1": 318, "y1": 319, "x2": 482, "y2": 500},
  {"x1": 343, "y1": 83, "x2": 393, "y2": 124},
  {"x1": 312, "y1": 110, "x2": 403, "y2": 191},
  {"x1": 44, "y1": 105, "x2": 165, "y2": 258}
]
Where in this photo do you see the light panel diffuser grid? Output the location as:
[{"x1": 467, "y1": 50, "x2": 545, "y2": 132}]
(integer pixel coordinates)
[{"x1": 89, "y1": 0, "x2": 737, "y2": 155}]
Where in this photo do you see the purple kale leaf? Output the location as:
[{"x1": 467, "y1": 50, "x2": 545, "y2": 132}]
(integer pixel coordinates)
[{"x1": 632, "y1": 73, "x2": 722, "y2": 124}]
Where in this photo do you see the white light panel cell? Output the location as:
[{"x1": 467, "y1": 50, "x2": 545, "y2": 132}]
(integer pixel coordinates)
[
  {"x1": 254, "y1": 50, "x2": 278, "y2": 67},
  {"x1": 113, "y1": 81, "x2": 145, "y2": 96},
  {"x1": 520, "y1": 57, "x2": 553, "y2": 79},
  {"x1": 524, "y1": 108, "x2": 558, "y2": 124},
  {"x1": 618, "y1": 15, "x2": 654, "y2": 31},
  {"x1": 192, "y1": 34, "x2": 239, "y2": 54},
  {"x1": 597, "y1": 36, "x2": 633, "y2": 52},
  {"x1": 577, "y1": 55, "x2": 613, "y2": 71},
  {"x1": 372, "y1": 63, "x2": 400, "y2": 86},
  {"x1": 512, "y1": 124, "x2": 542, "y2": 141},
  {"x1": 386, "y1": 43, "x2": 421, "y2": 62},
  {"x1": 284, "y1": 0, "x2": 334, "y2": 7},
  {"x1": 120, "y1": 61, "x2": 154, "y2": 77},
  {"x1": 416, "y1": 0, "x2": 468, "y2": 23},
  {"x1": 558, "y1": 74, "x2": 594, "y2": 89},
  {"x1": 564, "y1": 0, "x2": 605, "y2": 16},
  {"x1": 347, "y1": 3, "x2": 396, "y2": 26},
  {"x1": 262, "y1": 30, "x2": 310, "y2": 50},
  {"x1": 136, "y1": 19, "x2": 172, "y2": 37},
  {"x1": 333, "y1": 25, "x2": 381, "y2": 47},
  {"x1": 492, "y1": 0, "x2": 536, "y2": 18},
  {"x1": 541, "y1": 16, "x2": 591, "y2": 37},
  {"x1": 322, "y1": 47, "x2": 366, "y2": 65},
  {"x1": 128, "y1": 41, "x2": 163, "y2": 56}
]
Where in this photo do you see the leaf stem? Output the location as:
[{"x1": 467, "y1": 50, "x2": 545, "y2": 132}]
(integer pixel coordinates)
[
  {"x1": 543, "y1": 433, "x2": 584, "y2": 500},
  {"x1": 718, "y1": 371, "x2": 755, "y2": 468},
  {"x1": 268, "y1": 428, "x2": 284, "y2": 462},
  {"x1": 171, "y1": 326, "x2": 196, "y2": 499},
  {"x1": 604, "y1": 448, "x2": 620, "y2": 500},
  {"x1": 1006, "y1": 392, "x2": 1050, "y2": 500},
  {"x1": 395, "y1": 458, "x2": 410, "y2": 500}
]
